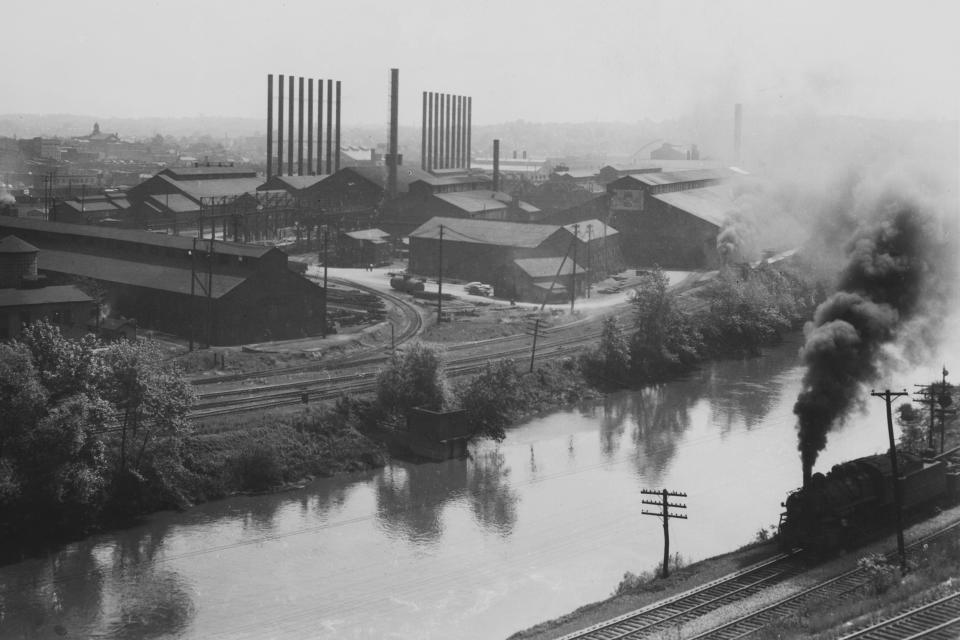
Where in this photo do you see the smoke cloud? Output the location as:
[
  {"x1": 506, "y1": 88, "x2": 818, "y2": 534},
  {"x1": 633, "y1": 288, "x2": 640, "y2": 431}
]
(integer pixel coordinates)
[
  {"x1": 0, "y1": 189, "x2": 15, "y2": 206},
  {"x1": 793, "y1": 179, "x2": 954, "y2": 479}
]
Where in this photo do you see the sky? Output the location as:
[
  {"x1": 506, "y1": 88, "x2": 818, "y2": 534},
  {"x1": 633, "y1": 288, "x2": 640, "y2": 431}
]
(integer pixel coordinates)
[{"x1": 6, "y1": 0, "x2": 960, "y2": 126}]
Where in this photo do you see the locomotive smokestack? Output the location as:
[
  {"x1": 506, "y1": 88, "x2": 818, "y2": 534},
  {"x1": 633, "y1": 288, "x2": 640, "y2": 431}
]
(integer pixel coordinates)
[{"x1": 802, "y1": 462, "x2": 812, "y2": 488}]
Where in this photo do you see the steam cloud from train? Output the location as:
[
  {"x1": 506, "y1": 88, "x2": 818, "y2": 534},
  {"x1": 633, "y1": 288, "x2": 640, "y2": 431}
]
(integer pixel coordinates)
[{"x1": 793, "y1": 176, "x2": 954, "y2": 485}]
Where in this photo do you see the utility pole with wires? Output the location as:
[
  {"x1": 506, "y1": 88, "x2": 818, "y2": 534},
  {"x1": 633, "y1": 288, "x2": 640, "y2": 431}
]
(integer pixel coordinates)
[
  {"x1": 871, "y1": 388, "x2": 909, "y2": 574},
  {"x1": 526, "y1": 316, "x2": 550, "y2": 373},
  {"x1": 642, "y1": 488, "x2": 688, "y2": 578},
  {"x1": 586, "y1": 223, "x2": 593, "y2": 298},
  {"x1": 437, "y1": 224, "x2": 444, "y2": 324},
  {"x1": 320, "y1": 224, "x2": 329, "y2": 338},
  {"x1": 571, "y1": 223, "x2": 579, "y2": 313}
]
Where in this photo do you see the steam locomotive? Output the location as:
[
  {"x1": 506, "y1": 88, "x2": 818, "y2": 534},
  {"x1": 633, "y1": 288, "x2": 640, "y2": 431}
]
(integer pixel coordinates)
[{"x1": 778, "y1": 450, "x2": 960, "y2": 552}]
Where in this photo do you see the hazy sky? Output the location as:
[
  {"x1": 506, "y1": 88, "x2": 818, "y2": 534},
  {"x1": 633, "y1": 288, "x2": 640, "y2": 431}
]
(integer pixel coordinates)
[{"x1": 7, "y1": 0, "x2": 959, "y2": 126}]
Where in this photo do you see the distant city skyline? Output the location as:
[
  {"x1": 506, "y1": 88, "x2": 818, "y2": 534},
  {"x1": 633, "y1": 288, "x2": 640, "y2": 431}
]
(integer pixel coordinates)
[{"x1": 7, "y1": 0, "x2": 959, "y2": 128}]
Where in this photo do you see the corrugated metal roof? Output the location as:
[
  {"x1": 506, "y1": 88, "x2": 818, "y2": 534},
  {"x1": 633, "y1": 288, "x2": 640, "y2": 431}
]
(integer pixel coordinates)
[
  {"x1": 562, "y1": 220, "x2": 619, "y2": 238},
  {"x1": 409, "y1": 217, "x2": 562, "y2": 248},
  {"x1": 164, "y1": 176, "x2": 264, "y2": 200},
  {"x1": 38, "y1": 249, "x2": 246, "y2": 298},
  {"x1": 149, "y1": 193, "x2": 199, "y2": 213},
  {"x1": 513, "y1": 257, "x2": 587, "y2": 278},
  {"x1": 651, "y1": 186, "x2": 734, "y2": 227},
  {"x1": 0, "y1": 217, "x2": 272, "y2": 259},
  {"x1": 0, "y1": 284, "x2": 93, "y2": 307},
  {"x1": 161, "y1": 166, "x2": 257, "y2": 179},
  {"x1": 0, "y1": 235, "x2": 39, "y2": 253},
  {"x1": 345, "y1": 228, "x2": 390, "y2": 241},
  {"x1": 434, "y1": 192, "x2": 508, "y2": 214},
  {"x1": 631, "y1": 168, "x2": 732, "y2": 187},
  {"x1": 258, "y1": 175, "x2": 330, "y2": 192}
]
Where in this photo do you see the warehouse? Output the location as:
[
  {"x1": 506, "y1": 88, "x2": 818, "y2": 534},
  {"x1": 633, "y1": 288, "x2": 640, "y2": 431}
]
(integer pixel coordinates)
[
  {"x1": 408, "y1": 217, "x2": 593, "y2": 302},
  {"x1": 335, "y1": 228, "x2": 392, "y2": 268},
  {"x1": 607, "y1": 168, "x2": 737, "y2": 268},
  {"x1": 0, "y1": 218, "x2": 325, "y2": 345}
]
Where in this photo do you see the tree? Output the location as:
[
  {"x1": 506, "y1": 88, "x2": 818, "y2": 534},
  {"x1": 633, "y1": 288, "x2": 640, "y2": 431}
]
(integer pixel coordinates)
[
  {"x1": 18, "y1": 321, "x2": 103, "y2": 401},
  {"x1": 629, "y1": 267, "x2": 702, "y2": 380},
  {"x1": 459, "y1": 359, "x2": 524, "y2": 441},
  {"x1": 0, "y1": 343, "x2": 47, "y2": 459},
  {"x1": 376, "y1": 343, "x2": 449, "y2": 417},
  {"x1": 700, "y1": 268, "x2": 790, "y2": 355}
]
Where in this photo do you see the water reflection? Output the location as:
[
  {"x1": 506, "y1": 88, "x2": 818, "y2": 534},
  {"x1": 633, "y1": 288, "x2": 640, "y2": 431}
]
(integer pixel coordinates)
[{"x1": 375, "y1": 449, "x2": 519, "y2": 542}]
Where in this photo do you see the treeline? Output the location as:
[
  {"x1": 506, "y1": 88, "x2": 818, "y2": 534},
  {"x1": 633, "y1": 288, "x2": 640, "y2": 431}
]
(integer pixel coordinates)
[
  {"x1": 0, "y1": 322, "x2": 194, "y2": 548},
  {"x1": 583, "y1": 261, "x2": 823, "y2": 387}
]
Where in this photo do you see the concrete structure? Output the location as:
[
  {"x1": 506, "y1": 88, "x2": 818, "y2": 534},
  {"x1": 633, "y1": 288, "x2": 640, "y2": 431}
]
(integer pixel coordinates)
[
  {"x1": 607, "y1": 168, "x2": 737, "y2": 268},
  {"x1": 0, "y1": 218, "x2": 325, "y2": 345}
]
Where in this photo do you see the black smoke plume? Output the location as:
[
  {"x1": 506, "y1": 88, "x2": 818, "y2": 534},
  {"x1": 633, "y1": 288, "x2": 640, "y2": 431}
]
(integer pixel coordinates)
[{"x1": 794, "y1": 193, "x2": 948, "y2": 483}]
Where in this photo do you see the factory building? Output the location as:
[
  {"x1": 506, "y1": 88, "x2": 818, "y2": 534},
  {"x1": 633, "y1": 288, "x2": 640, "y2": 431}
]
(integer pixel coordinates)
[
  {"x1": 408, "y1": 217, "x2": 604, "y2": 303},
  {"x1": 0, "y1": 218, "x2": 325, "y2": 345},
  {"x1": 335, "y1": 228, "x2": 392, "y2": 268},
  {"x1": 0, "y1": 235, "x2": 95, "y2": 340},
  {"x1": 607, "y1": 168, "x2": 738, "y2": 268}
]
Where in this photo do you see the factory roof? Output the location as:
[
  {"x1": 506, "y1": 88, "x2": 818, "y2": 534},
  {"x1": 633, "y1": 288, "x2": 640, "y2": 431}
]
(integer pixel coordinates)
[
  {"x1": 629, "y1": 168, "x2": 732, "y2": 187},
  {"x1": 0, "y1": 217, "x2": 274, "y2": 259},
  {"x1": 0, "y1": 235, "x2": 39, "y2": 254},
  {"x1": 344, "y1": 228, "x2": 390, "y2": 241},
  {"x1": 553, "y1": 170, "x2": 597, "y2": 179},
  {"x1": 61, "y1": 199, "x2": 119, "y2": 213},
  {"x1": 410, "y1": 217, "x2": 562, "y2": 248},
  {"x1": 38, "y1": 249, "x2": 246, "y2": 298},
  {"x1": 159, "y1": 166, "x2": 257, "y2": 180},
  {"x1": 157, "y1": 175, "x2": 264, "y2": 200},
  {"x1": 562, "y1": 220, "x2": 619, "y2": 238},
  {"x1": 433, "y1": 190, "x2": 539, "y2": 214},
  {"x1": 148, "y1": 193, "x2": 199, "y2": 213},
  {"x1": 513, "y1": 256, "x2": 587, "y2": 278},
  {"x1": 0, "y1": 285, "x2": 93, "y2": 308},
  {"x1": 472, "y1": 163, "x2": 547, "y2": 174},
  {"x1": 651, "y1": 186, "x2": 735, "y2": 227},
  {"x1": 257, "y1": 174, "x2": 329, "y2": 192}
]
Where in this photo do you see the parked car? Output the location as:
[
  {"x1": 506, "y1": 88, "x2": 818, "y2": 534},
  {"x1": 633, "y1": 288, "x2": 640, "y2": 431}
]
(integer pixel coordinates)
[{"x1": 465, "y1": 282, "x2": 493, "y2": 296}]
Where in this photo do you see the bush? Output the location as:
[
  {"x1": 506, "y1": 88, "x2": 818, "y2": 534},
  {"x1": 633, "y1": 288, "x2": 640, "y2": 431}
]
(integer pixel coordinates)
[
  {"x1": 232, "y1": 446, "x2": 284, "y2": 492},
  {"x1": 858, "y1": 553, "x2": 899, "y2": 595}
]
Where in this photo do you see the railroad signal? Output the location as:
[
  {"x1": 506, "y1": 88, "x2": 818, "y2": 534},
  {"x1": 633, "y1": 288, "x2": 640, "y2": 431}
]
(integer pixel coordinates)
[{"x1": 642, "y1": 488, "x2": 688, "y2": 578}]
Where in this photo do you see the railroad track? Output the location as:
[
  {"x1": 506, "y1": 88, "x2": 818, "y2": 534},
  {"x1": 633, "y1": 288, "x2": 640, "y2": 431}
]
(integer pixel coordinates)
[
  {"x1": 837, "y1": 590, "x2": 960, "y2": 640},
  {"x1": 555, "y1": 551, "x2": 807, "y2": 640},
  {"x1": 687, "y1": 519, "x2": 960, "y2": 640}
]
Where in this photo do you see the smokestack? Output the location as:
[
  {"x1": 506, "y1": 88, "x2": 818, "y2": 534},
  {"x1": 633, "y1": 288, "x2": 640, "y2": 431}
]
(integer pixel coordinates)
[
  {"x1": 438, "y1": 94, "x2": 445, "y2": 169},
  {"x1": 432, "y1": 92, "x2": 440, "y2": 171},
  {"x1": 317, "y1": 79, "x2": 324, "y2": 174},
  {"x1": 734, "y1": 103, "x2": 742, "y2": 164},
  {"x1": 466, "y1": 97, "x2": 472, "y2": 169},
  {"x1": 267, "y1": 74, "x2": 273, "y2": 179},
  {"x1": 325, "y1": 79, "x2": 333, "y2": 173},
  {"x1": 287, "y1": 77, "x2": 294, "y2": 173},
  {"x1": 454, "y1": 96, "x2": 462, "y2": 169},
  {"x1": 493, "y1": 139, "x2": 500, "y2": 191},
  {"x1": 420, "y1": 91, "x2": 427, "y2": 171},
  {"x1": 445, "y1": 95, "x2": 452, "y2": 168},
  {"x1": 297, "y1": 77, "x2": 304, "y2": 176},
  {"x1": 335, "y1": 80, "x2": 341, "y2": 172},
  {"x1": 388, "y1": 68, "x2": 399, "y2": 199},
  {"x1": 802, "y1": 465, "x2": 811, "y2": 488},
  {"x1": 523, "y1": 150, "x2": 527, "y2": 160},
  {"x1": 278, "y1": 75, "x2": 284, "y2": 176},
  {"x1": 307, "y1": 79, "x2": 313, "y2": 175}
]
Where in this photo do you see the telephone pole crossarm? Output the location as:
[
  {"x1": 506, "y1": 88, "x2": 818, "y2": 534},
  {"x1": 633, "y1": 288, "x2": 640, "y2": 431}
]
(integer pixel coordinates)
[{"x1": 641, "y1": 488, "x2": 688, "y2": 578}]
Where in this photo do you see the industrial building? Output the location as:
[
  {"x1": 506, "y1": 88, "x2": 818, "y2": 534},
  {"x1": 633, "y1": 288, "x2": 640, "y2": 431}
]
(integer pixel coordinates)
[
  {"x1": 335, "y1": 228, "x2": 392, "y2": 268},
  {"x1": 0, "y1": 235, "x2": 95, "y2": 340},
  {"x1": 607, "y1": 168, "x2": 738, "y2": 268},
  {"x1": 0, "y1": 218, "x2": 326, "y2": 345},
  {"x1": 408, "y1": 217, "x2": 616, "y2": 303}
]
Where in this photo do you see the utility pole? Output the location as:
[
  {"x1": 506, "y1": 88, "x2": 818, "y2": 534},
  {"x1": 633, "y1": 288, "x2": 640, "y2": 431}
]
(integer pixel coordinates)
[
  {"x1": 642, "y1": 488, "x2": 687, "y2": 578},
  {"x1": 571, "y1": 223, "x2": 579, "y2": 313},
  {"x1": 871, "y1": 389, "x2": 909, "y2": 575},
  {"x1": 913, "y1": 383, "x2": 938, "y2": 450},
  {"x1": 437, "y1": 224, "x2": 444, "y2": 324},
  {"x1": 205, "y1": 237, "x2": 214, "y2": 348},
  {"x1": 586, "y1": 223, "x2": 592, "y2": 299},
  {"x1": 321, "y1": 224, "x2": 329, "y2": 338},
  {"x1": 189, "y1": 237, "x2": 197, "y2": 351},
  {"x1": 526, "y1": 317, "x2": 548, "y2": 373}
]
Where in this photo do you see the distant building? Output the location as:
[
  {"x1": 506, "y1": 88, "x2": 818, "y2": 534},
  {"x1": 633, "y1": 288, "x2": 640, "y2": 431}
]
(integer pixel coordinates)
[
  {"x1": 650, "y1": 143, "x2": 700, "y2": 161},
  {"x1": 336, "y1": 228, "x2": 392, "y2": 268}
]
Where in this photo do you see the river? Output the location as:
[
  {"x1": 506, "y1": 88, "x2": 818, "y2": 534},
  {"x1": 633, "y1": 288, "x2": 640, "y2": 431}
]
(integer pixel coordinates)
[{"x1": 0, "y1": 335, "x2": 941, "y2": 639}]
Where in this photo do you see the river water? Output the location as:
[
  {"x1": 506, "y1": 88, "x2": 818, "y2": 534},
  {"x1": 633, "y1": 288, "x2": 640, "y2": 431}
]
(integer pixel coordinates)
[{"x1": 0, "y1": 335, "x2": 938, "y2": 639}]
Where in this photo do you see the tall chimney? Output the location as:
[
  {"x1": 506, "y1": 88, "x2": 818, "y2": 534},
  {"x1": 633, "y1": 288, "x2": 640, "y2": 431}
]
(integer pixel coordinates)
[
  {"x1": 388, "y1": 68, "x2": 399, "y2": 199},
  {"x1": 454, "y1": 96, "x2": 462, "y2": 169},
  {"x1": 287, "y1": 77, "x2": 294, "y2": 173},
  {"x1": 317, "y1": 79, "x2": 324, "y2": 174},
  {"x1": 325, "y1": 79, "x2": 333, "y2": 173},
  {"x1": 267, "y1": 74, "x2": 274, "y2": 179},
  {"x1": 335, "y1": 80, "x2": 341, "y2": 172},
  {"x1": 307, "y1": 79, "x2": 314, "y2": 175},
  {"x1": 420, "y1": 91, "x2": 427, "y2": 171},
  {"x1": 297, "y1": 77, "x2": 305, "y2": 176},
  {"x1": 466, "y1": 97, "x2": 472, "y2": 169},
  {"x1": 734, "y1": 103, "x2": 742, "y2": 164},
  {"x1": 277, "y1": 75, "x2": 284, "y2": 176},
  {"x1": 493, "y1": 139, "x2": 500, "y2": 191},
  {"x1": 445, "y1": 94, "x2": 452, "y2": 168}
]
